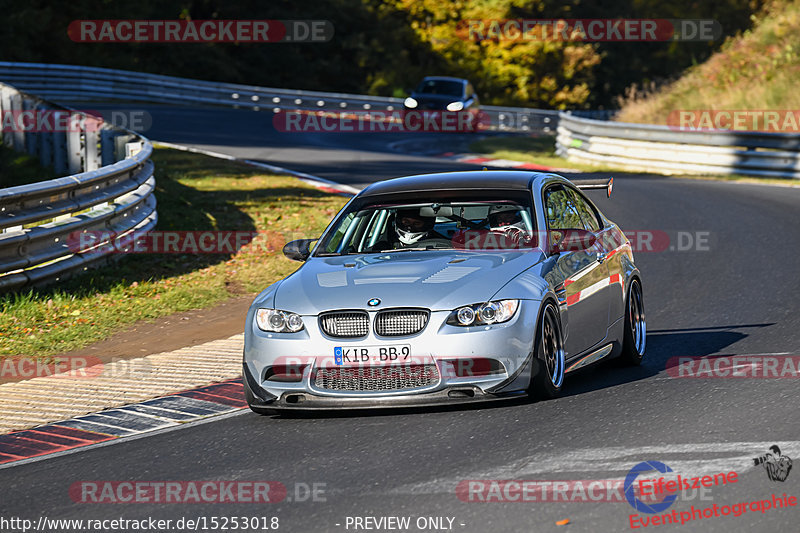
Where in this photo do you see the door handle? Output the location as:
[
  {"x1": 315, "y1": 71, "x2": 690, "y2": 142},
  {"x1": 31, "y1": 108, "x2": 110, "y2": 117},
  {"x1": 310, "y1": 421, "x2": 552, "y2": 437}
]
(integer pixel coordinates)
[{"x1": 554, "y1": 283, "x2": 567, "y2": 305}]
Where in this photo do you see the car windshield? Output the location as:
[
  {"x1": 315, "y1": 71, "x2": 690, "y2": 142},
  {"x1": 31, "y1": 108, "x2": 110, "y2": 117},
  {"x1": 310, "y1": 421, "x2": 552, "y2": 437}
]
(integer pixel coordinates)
[
  {"x1": 415, "y1": 79, "x2": 464, "y2": 97},
  {"x1": 315, "y1": 192, "x2": 536, "y2": 255}
]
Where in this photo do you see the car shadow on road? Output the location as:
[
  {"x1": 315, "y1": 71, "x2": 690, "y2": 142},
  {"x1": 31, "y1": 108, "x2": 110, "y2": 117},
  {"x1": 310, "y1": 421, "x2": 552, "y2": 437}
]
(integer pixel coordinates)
[{"x1": 562, "y1": 323, "x2": 774, "y2": 398}]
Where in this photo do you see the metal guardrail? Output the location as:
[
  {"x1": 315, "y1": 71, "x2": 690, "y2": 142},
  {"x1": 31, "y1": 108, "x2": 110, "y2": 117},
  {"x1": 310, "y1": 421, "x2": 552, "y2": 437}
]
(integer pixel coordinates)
[
  {"x1": 0, "y1": 62, "x2": 568, "y2": 133},
  {"x1": 556, "y1": 112, "x2": 800, "y2": 179},
  {"x1": 0, "y1": 82, "x2": 156, "y2": 292}
]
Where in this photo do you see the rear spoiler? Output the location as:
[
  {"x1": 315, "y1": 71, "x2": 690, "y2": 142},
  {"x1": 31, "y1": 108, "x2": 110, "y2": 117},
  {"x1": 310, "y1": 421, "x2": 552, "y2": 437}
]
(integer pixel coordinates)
[{"x1": 572, "y1": 177, "x2": 613, "y2": 198}]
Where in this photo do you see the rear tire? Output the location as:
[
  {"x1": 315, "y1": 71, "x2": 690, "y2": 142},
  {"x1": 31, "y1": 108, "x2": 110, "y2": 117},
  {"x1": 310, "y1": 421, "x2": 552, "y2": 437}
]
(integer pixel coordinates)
[
  {"x1": 619, "y1": 279, "x2": 646, "y2": 366},
  {"x1": 529, "y1": 302, "x2": 565, "y2": 400}
]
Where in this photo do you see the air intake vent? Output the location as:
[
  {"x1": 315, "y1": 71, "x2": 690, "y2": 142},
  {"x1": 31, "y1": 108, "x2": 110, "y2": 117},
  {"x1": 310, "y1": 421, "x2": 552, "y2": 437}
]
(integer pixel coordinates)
[
  {"x1": 314, "y1": 365, "x2": 439, "y2": 391},
  {"x1": 375, "y1": 309, "x2": 428, "y2": 337},
  {"x1": 319, "y1": 311, "x2": 369, "y2": 338}
]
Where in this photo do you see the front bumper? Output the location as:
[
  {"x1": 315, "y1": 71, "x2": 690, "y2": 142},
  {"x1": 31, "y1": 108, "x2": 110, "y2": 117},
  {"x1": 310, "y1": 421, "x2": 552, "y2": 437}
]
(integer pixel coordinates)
[
  {"x1": 243, "y1": 302, "x2": 539, "y2": 410},
  {"x1": 262, "y1": 385, "x2": 524, "y2": 411}
]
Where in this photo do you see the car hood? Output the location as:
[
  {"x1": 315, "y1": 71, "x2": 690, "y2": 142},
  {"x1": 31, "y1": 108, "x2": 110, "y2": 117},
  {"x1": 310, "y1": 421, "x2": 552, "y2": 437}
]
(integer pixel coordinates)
[{"x1": 273, "y1": 250, "x2": 545, "y2": 315}]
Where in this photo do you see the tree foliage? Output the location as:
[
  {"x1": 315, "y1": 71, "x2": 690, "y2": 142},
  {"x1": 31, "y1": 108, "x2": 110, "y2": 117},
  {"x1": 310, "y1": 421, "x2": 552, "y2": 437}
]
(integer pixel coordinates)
[{"x1": 0, "y1": 0, "x2": 763, "y2": 108}]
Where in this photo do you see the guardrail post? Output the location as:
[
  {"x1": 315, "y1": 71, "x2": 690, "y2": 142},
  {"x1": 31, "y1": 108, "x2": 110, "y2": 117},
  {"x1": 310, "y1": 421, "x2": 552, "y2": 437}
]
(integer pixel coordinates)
[
  {"x1": 125, "y1": 140, "x2": 144, "y2": 158},
  {"x1": 39, "y1": 123, "x2": 53, "y2": 170},
  {"x1": 66, "y1": 112, "x2": 83, "y2": 173},
  {"x1": 114, "y1": 133, "x2": 135, "y2": 161},
  {"x1": 9, "y1": 92, "x2": 24, "y2": 152},
  {"x1": 100, "y1": 128, "x2": 117, "y2": 166},
  {"x1": 24, "y1": 98, "x2": 39, "y2": 158},
  {"x1": 0, "y1": 86, "x2": 9, "y2": 147},
  {"x1": 52, "y1": 110, "x2": 68, "y2": 176},
  {"x1": 84, "y1": 115, "x2": 101, "y2": 171}
]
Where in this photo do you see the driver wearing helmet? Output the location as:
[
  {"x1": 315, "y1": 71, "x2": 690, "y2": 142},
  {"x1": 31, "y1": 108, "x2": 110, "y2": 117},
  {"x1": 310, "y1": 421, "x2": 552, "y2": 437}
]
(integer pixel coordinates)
[
  {"x1": 486, "y1": 205, "x2": 533, "y2": 247},
  {"x1": 488, "y1": 204, "x2": 524, "y2": 231},
  {"x1": 394, "y1": 208, "x2": 436, "y2": 246}
]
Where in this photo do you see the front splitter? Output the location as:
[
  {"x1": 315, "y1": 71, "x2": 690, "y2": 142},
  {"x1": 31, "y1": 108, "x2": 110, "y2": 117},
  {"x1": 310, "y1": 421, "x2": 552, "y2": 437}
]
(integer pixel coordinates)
[{"x1": 261, "y1": 386, "x2": 526, "y2": 411}]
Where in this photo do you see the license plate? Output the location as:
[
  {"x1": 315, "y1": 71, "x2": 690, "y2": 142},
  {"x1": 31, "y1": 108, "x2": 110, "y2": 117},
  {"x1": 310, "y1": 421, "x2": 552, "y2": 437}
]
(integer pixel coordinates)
[{"x1": 333, "y1": 345, "x2": 412, "y2": 366}]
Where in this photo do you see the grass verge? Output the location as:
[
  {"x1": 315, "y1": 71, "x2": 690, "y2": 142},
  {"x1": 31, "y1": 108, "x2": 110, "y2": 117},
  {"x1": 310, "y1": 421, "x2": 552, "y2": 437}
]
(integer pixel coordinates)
[
  {"x1": 615, "y1": 0, "x2": 800, "y2": 124},
  {"x1": 659, "y1": 173, "x2": 800, "y2": 187},
  {"x1": 469, "y1": 135, "x2": 620, "y2": 173},
  {"x1": 0, "y1": 148, "x2": 348, "y2": 358}
]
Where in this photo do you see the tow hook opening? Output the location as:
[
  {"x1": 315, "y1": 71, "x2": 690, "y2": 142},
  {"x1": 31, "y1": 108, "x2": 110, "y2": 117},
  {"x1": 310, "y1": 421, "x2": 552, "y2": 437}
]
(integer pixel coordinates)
[
  {"x1": 448, "y1": 388, "x2": 476, "y2": 398},
  {"x1": 285, "y1": 394, "x2": 306, "y2": 404}
]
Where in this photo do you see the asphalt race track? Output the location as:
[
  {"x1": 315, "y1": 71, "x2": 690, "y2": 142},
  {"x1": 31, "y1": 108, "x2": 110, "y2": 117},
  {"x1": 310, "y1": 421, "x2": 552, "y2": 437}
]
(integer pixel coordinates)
[{"x1": 2, "y1": 105, "x2": 799, "y2": 532}]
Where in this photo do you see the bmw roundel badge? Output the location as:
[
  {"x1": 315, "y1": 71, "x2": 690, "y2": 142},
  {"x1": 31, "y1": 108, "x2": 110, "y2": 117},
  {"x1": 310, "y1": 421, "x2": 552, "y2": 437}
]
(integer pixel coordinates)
[{"x1": 368, "y1": 298, "x2": 381, "y2": 307}]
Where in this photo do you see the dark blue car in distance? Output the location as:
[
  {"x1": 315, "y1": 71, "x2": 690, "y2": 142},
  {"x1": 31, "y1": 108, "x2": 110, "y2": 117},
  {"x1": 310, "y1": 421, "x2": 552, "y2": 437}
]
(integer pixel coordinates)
[
  {"x1": 402, "y1": 76, "x2": 482, "y2": 132},
  {"x1": 404, "y1": 76, "x2": 480, "y2": 113}
]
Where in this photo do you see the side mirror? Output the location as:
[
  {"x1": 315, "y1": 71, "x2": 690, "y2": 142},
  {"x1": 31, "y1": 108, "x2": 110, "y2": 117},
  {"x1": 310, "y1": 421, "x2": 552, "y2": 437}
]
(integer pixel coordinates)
[
  {"x1": 283, "y1": 239, "x2": 316, "y2": 262},
  {"x1": 549, "y1": 229, "x2": 597, "y2": 254}
]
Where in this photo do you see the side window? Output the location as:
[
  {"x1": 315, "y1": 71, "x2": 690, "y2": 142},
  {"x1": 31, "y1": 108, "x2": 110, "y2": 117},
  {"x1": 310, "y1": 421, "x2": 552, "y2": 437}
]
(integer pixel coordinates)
[
  {"x1": 544, "y1": 185, "x2": 583, "y2": 230},
  {"x1": 466, "y1": 83, "x2": 474, "y2": 98},
  {"x1": 324, "y1": 212, "x2": 355, "y2": 253},
  {"x1": 357, "y1": 210, "x2": 389, "y2": 251},
  {"x1": 568, "y1": 188, "x2": 602, "y2": 232}
]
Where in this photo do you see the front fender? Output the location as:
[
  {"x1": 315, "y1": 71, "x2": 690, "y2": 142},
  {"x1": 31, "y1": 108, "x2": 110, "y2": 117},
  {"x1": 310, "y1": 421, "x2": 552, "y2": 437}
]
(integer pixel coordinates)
[{"x1": 490, "y1": 265, "x2": 549, "y2": 302}]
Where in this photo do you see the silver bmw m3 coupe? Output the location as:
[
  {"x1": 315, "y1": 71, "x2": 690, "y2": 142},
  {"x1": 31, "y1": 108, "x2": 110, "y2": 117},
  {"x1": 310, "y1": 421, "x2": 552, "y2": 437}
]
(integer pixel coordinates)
[{"x1": 243, "y1": 170, "x2": 645, "y2": 413}]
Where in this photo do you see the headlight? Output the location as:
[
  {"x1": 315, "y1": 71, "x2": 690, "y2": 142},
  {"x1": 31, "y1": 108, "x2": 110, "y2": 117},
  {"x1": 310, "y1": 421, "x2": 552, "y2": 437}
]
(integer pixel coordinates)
[
  {"x1": 404, "y1": 97, "x2": 418, "y2": 108},
  {"x1": 447, "y1": 300, "x2": 519, "y2": 327},
  {"x1": 255, "y1": 308, "x2": 305, "y2": 332},
  {"x1": 456, "y1": 306, "x2": 475, "y2": 326},
  {"x1": 446, "y1": 101, "x2": 464, "y2": 112}
]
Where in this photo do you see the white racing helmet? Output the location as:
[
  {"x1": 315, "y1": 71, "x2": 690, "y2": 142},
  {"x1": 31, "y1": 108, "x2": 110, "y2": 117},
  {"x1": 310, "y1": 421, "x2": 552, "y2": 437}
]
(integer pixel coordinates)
[
  {"x1": 488, "y1": 204, "x2": 522, "y2": 231},
  {"x1": 394, "y1": 208, "x2": 435, "y2": 245}
]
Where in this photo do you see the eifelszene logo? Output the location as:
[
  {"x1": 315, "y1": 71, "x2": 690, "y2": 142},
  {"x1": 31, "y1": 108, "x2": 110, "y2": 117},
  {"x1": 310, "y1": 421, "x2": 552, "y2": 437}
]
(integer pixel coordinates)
[{"x1": 624, "y1": 461, "x2": 678, "y2": 514}]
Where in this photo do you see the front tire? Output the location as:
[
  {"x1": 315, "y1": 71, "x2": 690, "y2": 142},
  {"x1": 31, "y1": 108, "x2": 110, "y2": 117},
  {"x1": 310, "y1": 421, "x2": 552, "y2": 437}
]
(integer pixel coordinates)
[
  {"x1": 619, "y1": 279, "x2": 646, "y2": 365},
  {"x1": 529, "y1": 302, "x2": 565, "y2": 400}
]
